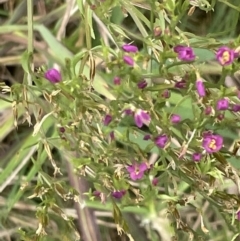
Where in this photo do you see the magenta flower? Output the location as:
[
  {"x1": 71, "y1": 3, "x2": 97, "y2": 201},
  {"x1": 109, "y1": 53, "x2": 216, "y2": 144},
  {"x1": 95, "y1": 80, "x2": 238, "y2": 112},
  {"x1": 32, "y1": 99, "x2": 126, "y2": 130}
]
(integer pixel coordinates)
[
  {"x1": 155, "y1": 135, "x2": 168, "y2": 148},
  {"x1": 113, "y1": 76, "x2": 121, "y2": 85},
  {"x1": 137, "y1": 80, "x2": 147, "y2": 89},
  {"x1": 59, "y1": 127, "x2": 65, "y2": 133},
  {"x1": 173, "y1": 45, "x2": 195, "y2": 61},
  {"x1": 205, "y1": 106, "x2": 212, "y2": 115},
  {"x1": 122, "y1": 44, "x2": 138, "y2": 53},
  {"x1": 112, "y1": 190, "x2": 126, "y2": 199},
  {"x1": 123, "y1": 55, "x2": 134, "y2": 66},
  {"x1": 217, "y1": 113, "x2": 224, "y2": 120},
  {"x1": 192, "y1": 153, "x2": 202, "y2": 162},
  {"x1": 103, "y1": 114, "x2": 112, "y2": 126},
  {"x1": 170, "y1": 114, "x2": 181, "y2": 124},
  {"x1": 109, "y1": 131, "x2": 115, "y2": 141},
  {"x1": 202, "y1": 134, "x2": 223, "y2": 153},
  {"x1": 143, "y1": 134, "x2": 151, "y2": 140},
  {"x1": 175, "y1": 80, "x2": 187, "y2": 89},
  {"x1": 216, "y1": 46, "x2": 235, "y2": 66},
  {"x1": 162, "y1": 89, "x2": 170, "y2": 98},
  {"x1": 234, "y1": 54, "x2": 239, "y2": 60},
  {"x1": 216, "y1": 98, "x2": 229, "y2": 110},
  {"x1": 127, "y1": 162, "x2": 148, "y2": 180},
  {"x1": 231, "y1": 104, "x2": 240, "y2": 112},
  {"x1": 152, "y1": 178, "x2": 158, "y2": 186},
  {"x1": 234, "y1": 49, "x2": 240, "y2": 58},
  {"x1": 196, "y1": 80, "x2": 206, "y2": 97},
  {"x1": 44, "y1": 68, "x2": 62, "y2": 83},
  {"x1": 93, "y1": 190, "x2": 101, "y2": 197},
  {"x1": 134, "y1": 110, "x2": 151, "y2": 128},
  {"x1": 124, "y1": 109, "x2": 133, "y2": 116}
]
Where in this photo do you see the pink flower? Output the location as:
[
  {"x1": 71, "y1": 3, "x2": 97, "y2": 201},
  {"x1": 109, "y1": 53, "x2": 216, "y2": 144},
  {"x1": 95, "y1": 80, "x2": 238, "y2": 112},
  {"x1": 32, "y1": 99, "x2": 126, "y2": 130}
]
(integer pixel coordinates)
[
  {"x1": 112, "y1": 190, "x2": 126, "y2": 199},
  {"x1": 124, "y1": 109, "x2": 133, "y2": 115},
  {"x1": 109, "y1": 131, "x2": 115, "y2": 141},
  {"x1": 162, "y1": 89, "x2": 171, "y2": 98},
  {"x1": 134, "y1": 110, "x2": 151, "y2": 128},
  {"x1": 44, "y1": 68, "x2": 62, "y2": 83},
  {"x1": 122, "y1": 44, "x2": 138, "y2": 53},
  {"x1": 143, "y1": 134, "x2": 151, "y2": 140},
  {"x1": 170, "y1": 114, "x2": 181, "y2": 124},
  {"x1": 216, "y1": 98, "x2": 229, "y2": 110},
  {"x1": 103, "y1": 114, "x2": 112, "y2": 126},
  {"x1": 137, "y1": 80, "x2": 148, "y2": 89},
  {"x1": 205, "y1": 106, "x2": 212, "y2": 115},
  {"x1": 234, "y1": 51, "x2": 240, "y2": 58},
  {"x1": 175, "y1": 80, "x2": 187, "y2": 89},
  {"x1": 59, "y1": 127, "x2": 65, "y2": 133},
  {"x1": 202, "y1": 134, "x2": 223, "y2": 153},
  {"x1": 231, "y1": 104, "x2": 240, "y2": 112},
  {"x1": 196, "y1": 80, "x2": 206, "y2": 97},
  {"x1": 123, "y1": 56, "x2": 134, "y2": 66},
  {"x1": 216, "y1": 46, "x2": 235, "y2": 66},
  {"x1": 155, "y1": 135, "x2": 168, "y2": 148},
  {"x1": 192, "y1": 153, "x2": 202, "y2": 162},
  {"x1": 113, "y1": 76, "x2": 121, "y2": 85},
  {"x1": 127, "y1": 162, "x2": 148, "y2": 180},
  {"x1": 173, "y1": 45, "x2": 195, "y2": 61},
  {"x1": 217, "y1": 113, "x2": 224, "y2": 121},
  {"x1": 152, "y1": 178, "x2": 158, "y2": 186},
  {"x1": 93, "y1": 191, "x2": 101, "y2": 197}
]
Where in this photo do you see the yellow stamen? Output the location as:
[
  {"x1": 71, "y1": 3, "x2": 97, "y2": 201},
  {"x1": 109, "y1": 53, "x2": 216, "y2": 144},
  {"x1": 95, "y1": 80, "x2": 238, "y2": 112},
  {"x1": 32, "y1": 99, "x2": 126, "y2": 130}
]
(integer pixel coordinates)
[
  {"x1": 220, "y1": 51, "x2": 230, "y2": 65},
  {"x1": 209, "y1": 139, "x2": 216, "y2": 150},
  {"x1": 135, "y1": 167, "x2": 139, "y2": 175}
]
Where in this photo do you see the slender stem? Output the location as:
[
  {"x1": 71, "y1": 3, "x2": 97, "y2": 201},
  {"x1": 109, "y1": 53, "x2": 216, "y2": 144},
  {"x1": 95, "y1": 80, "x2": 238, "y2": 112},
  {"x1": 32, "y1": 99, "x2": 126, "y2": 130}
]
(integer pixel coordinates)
[
  {"x1": 27, "y1": 0, "x2": 33, "y2": 85},
  {"x1": 150, "y1": 0, "x2": 154, "y2": 34},
  {"x1": 186, "y1": 128, "x2": 197, "y2": 146},
  {"x1": 85, "y1": 4, "x2": 91, "y2": 50},
  {"x1": 148, "y1": 0, "x2": 155, "y2": 86}
]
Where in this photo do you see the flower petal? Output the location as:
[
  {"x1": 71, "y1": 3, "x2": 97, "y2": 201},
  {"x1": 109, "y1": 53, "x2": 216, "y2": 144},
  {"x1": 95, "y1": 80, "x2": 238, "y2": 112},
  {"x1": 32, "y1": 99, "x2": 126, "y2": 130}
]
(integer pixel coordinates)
[
  {"x1": 139, "y1": 163, "x2": 148, "y2": 172},
  {"x1": 127, "y1": 165, "x2": 135, "y2": 173},
  {"x1": 134, "y1": 113, "x2": 143, "y2": 128}
]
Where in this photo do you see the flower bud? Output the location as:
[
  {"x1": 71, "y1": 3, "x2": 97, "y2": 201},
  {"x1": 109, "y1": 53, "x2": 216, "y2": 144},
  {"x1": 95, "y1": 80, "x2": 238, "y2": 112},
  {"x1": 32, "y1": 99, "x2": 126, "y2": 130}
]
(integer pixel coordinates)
[
  {"x1": 44, "y1": 68, "x2": 62, "y2": 83},
  {"x1": 137, "y1": 80, "x2": 147, "y2": 89},
  {"x1": 170, "y1": 114, "x2": 181, "y2": 124},
  {"x1": 122, "y1": 44, "x2": 138, "y2": 53},
  {"x1": 103, "y1": 114, "x2": 112, "y2": 126},
  {"x1": 123, "y1": 56, "x2": 134, "y2": 66},
  {"x1": 113, "y1": 76, "x2": 121, "y2": 85},
  {"x1": 196, "y1": 80, "x2": 206, "y2": 97}
]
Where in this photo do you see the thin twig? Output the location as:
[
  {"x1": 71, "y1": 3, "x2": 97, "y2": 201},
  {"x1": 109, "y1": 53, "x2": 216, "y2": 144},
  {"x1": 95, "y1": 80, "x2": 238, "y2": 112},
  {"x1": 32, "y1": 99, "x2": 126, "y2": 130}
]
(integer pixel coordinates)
[
  {"x1": 0, "y1": 145, "x2": 37, "y2": 193},
  {"x1": 56, "y1": 0, "x2": 76, "y2": 41},
  {"x1": 66, "y1": 160, "x2": 103, "y2": 241},
  {"x1": 27, "y1": 0, "x2": 34, "y2": 85}
]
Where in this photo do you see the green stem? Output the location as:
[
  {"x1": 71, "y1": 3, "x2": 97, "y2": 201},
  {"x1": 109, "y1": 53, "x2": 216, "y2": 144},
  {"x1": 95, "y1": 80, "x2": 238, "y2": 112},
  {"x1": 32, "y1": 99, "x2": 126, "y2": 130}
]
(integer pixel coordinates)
[
  {"x1": 27, "y1": 0, "x2": 33, "y2": 86},
  {"x1": 85, "y1": 4, "x2": 91, "y2": 50},
  {"x1": 150, "y1": 0, "x2": 155, "y2": 34}
]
